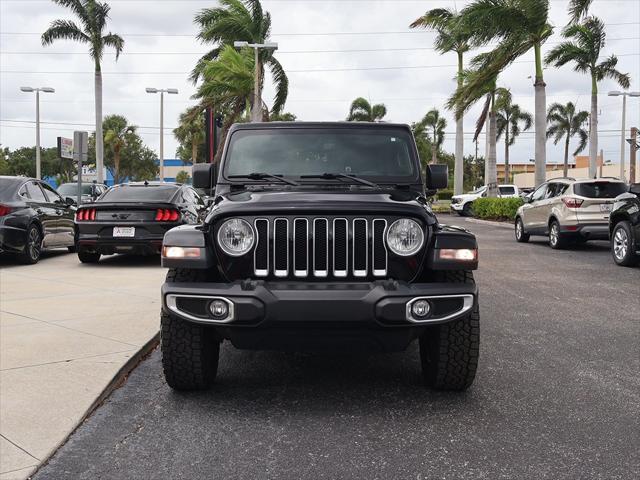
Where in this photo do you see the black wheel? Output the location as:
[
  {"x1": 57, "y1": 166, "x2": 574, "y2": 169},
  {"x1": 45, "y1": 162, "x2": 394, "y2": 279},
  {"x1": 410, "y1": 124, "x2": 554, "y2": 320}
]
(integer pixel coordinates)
[
  {"x1": 19, "y1": 224, "x2": 42, "y2": 264},
  {"x1": 77, "y1": 250, "x2": 101, "y2": 263},
  {"x1": 161, "y1": 268, "x2": 220, "y2": 391},
  {"x1": 419, "y1": 270, "x2": 480, "y2": 391},
  {"x1": 548, "y1": 220, "x2": 567, "y2": 250},
  {"x1": 611, "y1": 221, "x2": 639, "y2": 267},
  {"x1": 462, "y1": 202, "x2": 473, "y2": 217},
  {"x1": 515, "y1": 217, "x2": 530, "y2": 243}
]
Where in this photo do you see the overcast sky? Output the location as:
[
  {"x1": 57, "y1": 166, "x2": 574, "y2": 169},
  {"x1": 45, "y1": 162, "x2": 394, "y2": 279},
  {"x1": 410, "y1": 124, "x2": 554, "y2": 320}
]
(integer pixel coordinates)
[{"x1": 1, "y1": 0, "x2": 638, "y2": 167}]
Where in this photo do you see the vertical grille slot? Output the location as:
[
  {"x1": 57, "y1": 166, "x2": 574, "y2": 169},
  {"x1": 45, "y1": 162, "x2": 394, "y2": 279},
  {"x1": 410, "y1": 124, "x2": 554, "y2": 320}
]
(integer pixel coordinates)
[
  {"x1": 372, "y1": 219, "x2": 387, "y2": 276},
  {"x1": 353, "y1": 218, "x2": 368, "y2": 277},
  {"x1": 293, "y1": 218, "x2": 308, "y2": 277},
  {"x1": 254, "y1": 219, "x2": 269, "y2": 277},
  {"x1": 313, "y1": 218, "x2": 328, "y2": 277},
  {"x1": 273, "y1": 218, "x2": 289, "y2": 277},
  {"x1": 333, "y1": 218, "x2": 348, "y2": 277}
]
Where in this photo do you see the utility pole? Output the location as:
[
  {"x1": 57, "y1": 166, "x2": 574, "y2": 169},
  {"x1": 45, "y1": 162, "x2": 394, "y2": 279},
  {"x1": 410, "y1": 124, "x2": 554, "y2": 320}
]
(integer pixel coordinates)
[
  {"x1": 20, "y1": 86, "x2": 55, "y2": 179},
  {"x1": 146, "y1": 87, "x2": 178, "y2": 182},
  {"x1": 630, "y1": 127, "x2": 638, "y2": 184},
  {"x1": 609, "y1": 91, "x2": 640, "y2": 181},
  {"x1": 233, "y1": 41, "x2": 278, "y2": 122}
]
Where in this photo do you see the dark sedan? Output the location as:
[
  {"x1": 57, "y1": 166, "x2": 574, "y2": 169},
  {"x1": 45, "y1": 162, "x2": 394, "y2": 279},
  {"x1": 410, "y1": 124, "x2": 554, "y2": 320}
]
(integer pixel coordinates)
[
  {"x1": 0, "y1": 176, "x2": 76, "y2": 264},
  {"x1": 75, "y1": 181, "x2": 207, "y2": 263},
  {"x1": 609, "y1": 183, "x2": 640, "y2": 267}
]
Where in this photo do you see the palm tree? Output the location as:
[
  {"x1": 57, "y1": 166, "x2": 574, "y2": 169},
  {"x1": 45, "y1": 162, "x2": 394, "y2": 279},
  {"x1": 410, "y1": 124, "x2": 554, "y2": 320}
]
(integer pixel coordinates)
[
  {"x1": 450, "y1": 68, "x2": 504, "y2": 197},
  {"x1": 192, "y1": 0, "x2": 288, "y2": 119},
  {"x1": 458, "y1": 0, "x2": 553, "y2": 188},
  {"x1": 419, "y1": 109, "x2": 447, "y2": 164},
  {"x1": 346, "y1": 98, "x2": 387, "y2": 122},
  {"x1": 104, "y1": 115, "x2": 135, "y2": 185},
  {"x1": 546, "y1": 102, "x2": 589, "y2": 178},
  {"x1": 495, "y1": 92, "x2": 533, "y2": 182},
  {"x1": 42, "y1": 0, "x2": 124, "y2": 184},
  {"x1": 174, "y1": 107, "x2": 206, "y2": 164},
  {"x1": 410, "y1": 8, "x2": 470, "y2": 194},
  {"x1": 545, "y1": 17, "x2": 630, "y2": 178},
  {"x1": 192, "y1": 45, "x2": 254, "y2": 161},
  {"x1": 269, "y1": 112, "x2": 297, "y2": 121},
  {"x1": 568, "y1": 0, "x2": 593, "y2": 24}
]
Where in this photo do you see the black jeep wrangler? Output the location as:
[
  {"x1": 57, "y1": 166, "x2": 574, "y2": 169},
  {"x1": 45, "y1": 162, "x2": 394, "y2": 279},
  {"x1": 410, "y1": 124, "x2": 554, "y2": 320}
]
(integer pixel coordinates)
[{"x1": 160, "y1": 122, "x2": 480, "y2": 391}]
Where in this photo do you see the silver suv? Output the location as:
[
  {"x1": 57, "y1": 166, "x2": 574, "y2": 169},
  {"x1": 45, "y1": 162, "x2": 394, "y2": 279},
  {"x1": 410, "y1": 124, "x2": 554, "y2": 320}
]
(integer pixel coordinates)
[{"x1": 514, "y1": 178, "x2": 628, "y2": 249}]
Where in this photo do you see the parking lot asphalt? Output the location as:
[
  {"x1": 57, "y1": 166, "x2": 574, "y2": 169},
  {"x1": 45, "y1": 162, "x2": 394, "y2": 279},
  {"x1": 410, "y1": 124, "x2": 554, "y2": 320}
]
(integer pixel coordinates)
[{"x1": 34, "y1": 215, "x2": 639, "y2": 480}]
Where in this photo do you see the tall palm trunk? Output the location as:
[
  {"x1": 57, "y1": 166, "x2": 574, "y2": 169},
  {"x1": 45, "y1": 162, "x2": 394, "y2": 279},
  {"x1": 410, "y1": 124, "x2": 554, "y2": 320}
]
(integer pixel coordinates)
[
  {"x1": 533, "y1": 43, "x2": 547, "y2": 187},
  {"x1": 431, "y1": 143, "x2": 437, "y2": 164},
  {"x1": 191, "y1": 139, "x2": 198, "y2": 164},
  {"x1": 504, "y1": 129, "x2": 510, "y2": 183},
  {"x1": 589, "y1": 75, "x2": 598, "y2": 178},
  {"x1": 95, "y1": 64, "x2": 104, "y2": 184},
  {"x1": 251, "y1": 51, "x2": 263, "y2": 122},
  {"x1": 454, "y1": 51, "x2": 464, "y2": 195},
  {"x1": 487, "y1": 97, "x2": 498, "y2": 197},
  {"x1": 113, "y1": 145, "x2": 120, "y2": 185},
  {"x1": 484, "y1": 119, "x2": 490, "y2": 184},
  {"x1": 563, "y1": 134, "x2": 570, "y2": 178}
]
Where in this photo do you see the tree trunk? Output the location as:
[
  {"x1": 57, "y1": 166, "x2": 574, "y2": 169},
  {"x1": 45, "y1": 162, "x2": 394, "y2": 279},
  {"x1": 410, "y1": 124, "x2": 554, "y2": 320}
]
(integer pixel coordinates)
[
  {"x1": 504, "y1": 133, "x2": 510, "y2": 184},
  {"x1": 533, "y1": 43, "x2": 547, "y2": 188},
  {"x1": 431, "y1": 144, "x2": 437, "y2": 165},
  {"x1": 487, "y1": 108, "x2": 498, "y2": 198},
  {"x1": 192, "y1": 139, "x2": 198, "y2": 164},
  {"x1": 454, "y1": 51, "x2": 464, "y2": 195},
  {"x1": 484, "y1": 118, "x2": 490, "y2": 184},
  {"x1": 95, "y1": 66, "x2": 104, "y2": 184},
  {"x1": 251, "y1": 49, "x2": 262, "y2": 122},
  {"x1": 563, "y1": 134, "x2": 570, "y2": 178},
  {"x1": 114, "y1": 145, "x2": 120, "y2": 185},
  {"x1": 589, "y1": 76, "x2": 598, "y2": 178}
]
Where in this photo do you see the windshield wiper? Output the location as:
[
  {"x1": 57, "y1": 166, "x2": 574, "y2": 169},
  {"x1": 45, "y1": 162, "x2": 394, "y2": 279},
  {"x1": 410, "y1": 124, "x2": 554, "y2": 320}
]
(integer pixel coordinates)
[
  {"x1": 228, "y1": 173, "x2": 300, "y2": 186},
  {"x1": 300, "y1": 173, "x2": 379, "y2": 188}
]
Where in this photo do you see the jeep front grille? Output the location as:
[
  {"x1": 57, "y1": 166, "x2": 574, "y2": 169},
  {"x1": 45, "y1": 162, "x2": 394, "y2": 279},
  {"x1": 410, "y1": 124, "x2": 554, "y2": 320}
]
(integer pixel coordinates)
[{"x1": 253, "y1": 217, "x2": 388, "y2": 279}]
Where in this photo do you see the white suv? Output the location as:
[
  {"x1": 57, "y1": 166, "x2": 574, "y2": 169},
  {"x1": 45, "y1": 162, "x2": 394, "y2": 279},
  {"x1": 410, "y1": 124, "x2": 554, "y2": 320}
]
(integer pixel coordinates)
[
  {"x1": 450, "y1": 184, "x2": 520, "y2": 216},
  {"x1": 514, "y1": 178, "x2": 628, "y2": 249}
]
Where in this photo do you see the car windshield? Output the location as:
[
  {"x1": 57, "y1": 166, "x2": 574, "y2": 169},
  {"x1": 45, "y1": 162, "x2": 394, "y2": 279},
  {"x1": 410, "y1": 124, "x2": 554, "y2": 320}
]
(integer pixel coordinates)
[
  {"x1": 99, "y1": 185, "x2": 178, "y2": 202},
  {"x1": 224, "y1": 128, "x2": 417, "y2": 182},
  {"x1": 574, "y1": 182, "x2": 627, "y2": 199},
  {"x1": 58, "y1": 183, "x2": 94, "y2": 196},
  {"x1": 470, "y1": 187, "x2": 486, "y2": 194}
]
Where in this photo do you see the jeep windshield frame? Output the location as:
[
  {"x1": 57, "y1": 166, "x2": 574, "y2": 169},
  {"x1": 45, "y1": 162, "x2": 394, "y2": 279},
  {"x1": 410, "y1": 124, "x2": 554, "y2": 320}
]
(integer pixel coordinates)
[{"x1": 220, "y1": 124, "x2": 422, "y2": 187}]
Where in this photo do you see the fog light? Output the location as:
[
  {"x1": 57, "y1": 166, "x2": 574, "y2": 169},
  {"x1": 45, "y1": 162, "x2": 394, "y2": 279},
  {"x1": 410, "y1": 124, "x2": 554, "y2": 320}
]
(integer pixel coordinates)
[
  {"x1": 411, "y1": 300, "x2": 431, "y2": 318},
  {"x1": 209, "y1": 300, "x2": 229, "y2": 319},
  {"x1": 438, "y1": 248, "x2": 477, "y2": 261}
]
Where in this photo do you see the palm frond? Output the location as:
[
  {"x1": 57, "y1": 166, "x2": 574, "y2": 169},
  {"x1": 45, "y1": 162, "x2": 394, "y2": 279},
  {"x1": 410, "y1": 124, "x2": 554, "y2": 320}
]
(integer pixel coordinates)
[
  {"x1": 568, "y1": 0, "x2": 594, "y2": 24},
  {"x1": 189, "y1": 48, "x2": 222, "y2": 84},
  {"x1": 41, "y1": 19, "x2": 89, "y2": 46},
  {"x1": 266, "y1": 56, "x2": 289, "y2": 114},
  {"x1": 371, "y1": 104, "x2": 387, "y2": 121},
  {"x1": 50, "y1": 0, "x2": 91, "y2": 28},
  {"x1": 102, "y1": 33, "x2": 124, "y2": 60},
  {"x1": 573, "y1": 128, "x2": 588, "y2": 155}
]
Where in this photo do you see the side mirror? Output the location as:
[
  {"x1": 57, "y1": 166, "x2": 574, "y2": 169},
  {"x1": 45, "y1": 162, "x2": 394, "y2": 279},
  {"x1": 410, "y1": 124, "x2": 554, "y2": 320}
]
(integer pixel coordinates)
[
  {"x1": 65, "y1": 196, "x2": 76, "y2": 206},
  {"x1": 193, "y1": 163, "x2": 217, "y2": 190},
  {"x1": 523, "y1": 195, "x2": 532, "y2": 204},
  {"x1": 426, "y1": 164, "x2": 448, "y2": 190}
]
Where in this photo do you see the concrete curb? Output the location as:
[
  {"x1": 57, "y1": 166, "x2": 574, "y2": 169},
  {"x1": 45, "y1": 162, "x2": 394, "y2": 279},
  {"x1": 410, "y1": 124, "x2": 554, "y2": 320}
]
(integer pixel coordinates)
[
  {"x1": 28, "y1": 332, "x2": 161, "y2": 479},
  {"x1": 465, "y1": 218, "x2": 513, "y2": 229}
]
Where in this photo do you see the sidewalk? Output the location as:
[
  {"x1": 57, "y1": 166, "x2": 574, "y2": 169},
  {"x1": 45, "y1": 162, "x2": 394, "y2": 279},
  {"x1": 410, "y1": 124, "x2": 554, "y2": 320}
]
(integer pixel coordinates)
[{"x1": 0, "y1": 252, "x2": 164, "y2": 479}]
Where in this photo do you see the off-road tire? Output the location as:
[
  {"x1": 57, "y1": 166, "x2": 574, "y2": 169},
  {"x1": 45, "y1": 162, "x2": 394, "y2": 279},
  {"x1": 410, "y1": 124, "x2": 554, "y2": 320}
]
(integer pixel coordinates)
[
  {"x1": 161, "y1": 268, "x2": 220, "y2": 391},
  {"x1": 515, "y1": 217, "x2": 530, "y2": 243},
  {"x1": 611, "y1": 221, "x2": 639, "y2": 267},
  {"x1": 548, "y1": 220, "x2": 567, "y2": 250},
  {"x1": 420, "y1": 270, "x2": 479, "y2": 391},
  {"x1": 19, "y1": 224, "x2": 43, "y2": 265},
  {"x1": 78, "y1": 250, "x2": 101, "y2": 263},
  {"x1": 461, "y1": 202, "x2": 473, "y2": 217}
]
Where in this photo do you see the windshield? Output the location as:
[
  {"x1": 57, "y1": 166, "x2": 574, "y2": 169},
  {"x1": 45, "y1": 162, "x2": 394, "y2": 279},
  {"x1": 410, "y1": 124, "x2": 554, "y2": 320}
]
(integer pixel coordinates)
[
  {"x1": 470, "y1": 187, "x2": 486, "y2": 194},
  {"x1": 99, "y1": 185, "x2": 178, "y2": 202},
  {"x1": 224, "y1": 128, "x2": 418, "y2": 182},
  {"x1": 58, "y1": 183, "x2": 93, "y2": 196},
  {"x1": 574, "y1": 182, "x2": 627, "y2": 199}
]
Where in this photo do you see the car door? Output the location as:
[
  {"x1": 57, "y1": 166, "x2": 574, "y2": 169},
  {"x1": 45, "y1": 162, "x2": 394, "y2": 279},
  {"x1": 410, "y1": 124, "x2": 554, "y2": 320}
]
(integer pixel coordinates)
[
  {"x1": 522, "y1": 183, "x2": 548, "y2": 232},
  {"x1": 23, "y1": 181, "x2": 59, "y2": 247},
  {"x1": 41, "y1": 182, "x2": 75, "y2": 247}
]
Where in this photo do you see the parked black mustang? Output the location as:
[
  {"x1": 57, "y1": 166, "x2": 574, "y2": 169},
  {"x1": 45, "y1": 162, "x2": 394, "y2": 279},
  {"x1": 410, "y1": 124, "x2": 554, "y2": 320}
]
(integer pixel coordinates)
[
  {"x1": 75, "y1": 181, "x2": 208, "y2": 263},
  {"x1": 609, "y1": 183, "x2": 640, "y2": 267},
  {"x1": 0, "y1": 176, "x2": 76, "y2": 264}
]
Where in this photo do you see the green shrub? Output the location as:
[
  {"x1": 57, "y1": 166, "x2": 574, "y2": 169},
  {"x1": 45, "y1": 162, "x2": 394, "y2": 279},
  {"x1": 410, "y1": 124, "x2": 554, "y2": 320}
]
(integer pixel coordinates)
[
  {"x1": 436, "y1": 188, "x2": 454, "y2": 201},
  {"x1": 472, "y1": 197, "x2": 523, "y2": 221}
]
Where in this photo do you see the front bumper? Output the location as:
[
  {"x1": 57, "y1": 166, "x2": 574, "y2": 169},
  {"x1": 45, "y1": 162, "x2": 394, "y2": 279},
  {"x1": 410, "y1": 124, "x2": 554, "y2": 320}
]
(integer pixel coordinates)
[
  {"x1": 162, "y1": 280, "x2": 477, "y2": 351},
  {"x1": 450, "y1": 202, "x2": 464, "y2": 212}
]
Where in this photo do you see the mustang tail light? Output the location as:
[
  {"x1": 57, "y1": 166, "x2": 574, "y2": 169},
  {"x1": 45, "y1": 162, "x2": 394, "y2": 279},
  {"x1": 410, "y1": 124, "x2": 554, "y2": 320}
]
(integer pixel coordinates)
[
  {"x1": 0, "y1": 204, "x2": 13, "y2": 217},
  {"x1": 76, "y1": 208, "x2": 96, "y2": 221},
  {"x1": 562, "y1": 197, "x2": 584, "y2": 208},
  {"x1": 155, "y1": 209, "x2": 180, "y2": 222}
]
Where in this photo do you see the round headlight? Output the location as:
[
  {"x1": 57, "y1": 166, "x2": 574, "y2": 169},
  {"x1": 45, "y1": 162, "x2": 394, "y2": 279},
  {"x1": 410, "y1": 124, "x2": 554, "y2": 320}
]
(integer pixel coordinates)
[
  {"x1": 386, "y1": 218, "x2": 424, "y2": 256},
  {"x1": 217, "y1": 218, "x2": 255, "y2": 256}
]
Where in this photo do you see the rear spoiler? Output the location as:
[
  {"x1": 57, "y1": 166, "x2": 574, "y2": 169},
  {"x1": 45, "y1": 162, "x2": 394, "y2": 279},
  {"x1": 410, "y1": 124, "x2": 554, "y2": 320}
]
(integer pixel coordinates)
[{"x1": 83, "y1": 202, "x2": 179, "y2": 210}]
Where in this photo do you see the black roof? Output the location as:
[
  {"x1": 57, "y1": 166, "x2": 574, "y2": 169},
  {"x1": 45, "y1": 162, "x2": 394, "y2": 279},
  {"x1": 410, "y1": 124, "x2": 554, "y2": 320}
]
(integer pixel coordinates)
[{"x1": 228, "y1": 121, "x2": 412, "y2": 133}]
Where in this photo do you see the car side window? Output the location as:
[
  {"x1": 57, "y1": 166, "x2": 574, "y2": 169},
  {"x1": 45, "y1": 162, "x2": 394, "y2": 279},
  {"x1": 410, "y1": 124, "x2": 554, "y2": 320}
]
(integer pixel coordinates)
[
  {"x1": 554, "y1": 184, "x2": 568, "y2": 197},
  {"x1": 25, "y1": 181, "x2": 48, "y2": 202},
  {"x1": 499, "y1": 186, "x2": 515, "y2": 195},
  {"x1": 544, "y1": 184, "x2": 557, "y2": 199},
  {"x1": 531, "y1": 184, "x2": 547, "y2": 202},
  {"x1": 41, "y1": 183, "x2": 65, "y2": 204},
  {"x1": 18, "y1": 184, "x2": 30, "y2": 199}
]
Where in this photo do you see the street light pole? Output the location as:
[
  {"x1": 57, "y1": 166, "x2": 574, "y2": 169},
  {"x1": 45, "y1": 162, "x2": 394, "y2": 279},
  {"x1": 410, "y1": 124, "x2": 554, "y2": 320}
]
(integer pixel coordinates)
[
  {"x1": 233, "y1": 41, "x2": 278, "y2": 122},
  {"x1": 20, "y1": 86, "x2": 55, "y2": 180},
  {"x1": 146, "y1": 87, "x2": 178, "y2": 181},
  {"x1": 608, "y1": 91, "x2": 640, "y2": 181}
]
